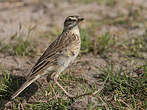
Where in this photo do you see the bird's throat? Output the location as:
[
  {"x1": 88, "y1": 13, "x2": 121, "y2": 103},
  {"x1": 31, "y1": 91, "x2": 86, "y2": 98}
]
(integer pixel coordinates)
[{"x1": 71, "y1": 25, "x2": 80, "y2": 36}]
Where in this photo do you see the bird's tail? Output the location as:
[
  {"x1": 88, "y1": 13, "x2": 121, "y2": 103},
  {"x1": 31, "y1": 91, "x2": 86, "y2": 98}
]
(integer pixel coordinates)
[{"x1": 11, "y1": 75, "x2": 40, "y2": 100}]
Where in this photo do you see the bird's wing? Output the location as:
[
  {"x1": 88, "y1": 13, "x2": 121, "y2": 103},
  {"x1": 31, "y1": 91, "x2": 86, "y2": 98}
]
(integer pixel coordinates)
[{"x1": 28, "y1": 31, "x2": 76, "y2": 77}]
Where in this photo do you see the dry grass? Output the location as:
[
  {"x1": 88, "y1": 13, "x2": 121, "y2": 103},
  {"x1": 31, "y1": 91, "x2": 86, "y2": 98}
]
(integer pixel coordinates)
[{"x1": 0, "y1": 0, "x2": 147, "y2": 109}]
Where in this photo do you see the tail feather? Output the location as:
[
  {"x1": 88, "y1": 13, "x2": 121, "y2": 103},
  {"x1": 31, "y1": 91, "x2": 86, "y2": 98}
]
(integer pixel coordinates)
[{"x1": 11, "y1": 75, "x2": 40, "y2": 100}]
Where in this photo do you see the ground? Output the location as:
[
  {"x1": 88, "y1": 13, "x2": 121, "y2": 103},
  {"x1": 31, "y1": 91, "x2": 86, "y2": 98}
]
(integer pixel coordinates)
[{"x1": 0, "y1": 0, "x2": 146, "y2": 110}]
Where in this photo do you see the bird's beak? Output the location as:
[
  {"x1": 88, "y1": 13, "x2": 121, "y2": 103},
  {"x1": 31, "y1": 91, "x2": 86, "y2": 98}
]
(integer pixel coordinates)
[{"x1": 78, "y1": 17, "x2": 84, "y2": 22}]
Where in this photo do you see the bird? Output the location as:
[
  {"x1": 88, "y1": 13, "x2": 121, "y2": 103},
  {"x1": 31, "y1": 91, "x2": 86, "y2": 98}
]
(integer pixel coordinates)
[{"x1": 11, "y1": 15, "x2": 84, "y2": 100}]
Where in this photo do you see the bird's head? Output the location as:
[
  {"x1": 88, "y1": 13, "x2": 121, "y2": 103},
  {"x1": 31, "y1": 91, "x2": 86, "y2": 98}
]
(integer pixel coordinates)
[{"x1": 64, "y1": 15, "x2": 84, "y2": 30}]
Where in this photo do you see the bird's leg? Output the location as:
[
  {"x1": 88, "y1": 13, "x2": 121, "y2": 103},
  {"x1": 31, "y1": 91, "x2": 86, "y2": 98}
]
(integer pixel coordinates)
[
  {"x1": 46, "y1": 74, "x2": 58, "y2": 99},
  {"x1": 53, "y1": 76, "x2": 75, "y2": 98},
  {"x1": 46, "y1": 75, "x2": 51, "y2": 83},
  {"x1": 49, "y1": 83, "x2": 58, "y2": 99}
]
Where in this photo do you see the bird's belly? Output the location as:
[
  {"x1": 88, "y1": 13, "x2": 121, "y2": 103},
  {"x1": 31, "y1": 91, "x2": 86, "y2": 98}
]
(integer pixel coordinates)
[
  {"x1": 57, "y1": 55, "x2": 75, "y2": 68},
  {"x1": 57, "y1": 48, "x2": 80, "y2": 73}
]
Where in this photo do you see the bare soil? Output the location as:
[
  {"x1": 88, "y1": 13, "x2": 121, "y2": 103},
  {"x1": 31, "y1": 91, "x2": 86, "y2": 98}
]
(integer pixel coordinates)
[{"x1": 0, "y1": 0, "x2": 147, "y2": 109}]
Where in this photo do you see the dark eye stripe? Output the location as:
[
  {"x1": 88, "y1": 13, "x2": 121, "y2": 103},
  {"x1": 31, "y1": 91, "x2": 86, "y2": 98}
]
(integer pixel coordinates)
[
  {"x1": 69, "y1": 19, "x2": 76, "y2": 22},
  {"x1": 67, "y1": 17, "x2": 77, "y2": 21},
  {"x1": 65, "y1": 21, "x2": 73, "y2": 26}
]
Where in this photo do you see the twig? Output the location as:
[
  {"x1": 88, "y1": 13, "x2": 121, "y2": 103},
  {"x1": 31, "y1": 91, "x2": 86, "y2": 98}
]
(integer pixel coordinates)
[
  {"x1": 93, "y1": 73, "x2": 109, "y2": 95},
  {"x1": 72, "y1": 73, "x2": 109, "y2": 99},
  {"x1": 118, "y1": 99, "x2": 130, "y2": 109},
  {"x1": 20, "y1": 103, "x2": 25, "y2": 110},
  {"x1": 94, "y1": 95, "x2": 109, "y2": 110}
]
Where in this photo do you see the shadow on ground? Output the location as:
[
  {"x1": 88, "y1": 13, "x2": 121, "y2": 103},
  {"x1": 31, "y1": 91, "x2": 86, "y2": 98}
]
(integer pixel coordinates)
[{"x1": 0, "y1": 74, "x2": 38, "y2": 109}]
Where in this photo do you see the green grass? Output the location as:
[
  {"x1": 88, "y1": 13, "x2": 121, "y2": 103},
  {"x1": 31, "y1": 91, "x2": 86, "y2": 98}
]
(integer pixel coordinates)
[
  {"x1": 0, "y1": 66, "x2": 13, "y2": 100},
  {"x1": 116, "y1": 32, "x2": 147, "y2": 59},
  {"x1": 80, "y1": 26, "x2": 117, "y2": 55},
  {"x1": 0, "y1": 63, "x2": 146, "y2": 109},
  {"x1": 0, "y1": 66, "x2": 27, "y2": 101},
  {"x1": 0, "y1": 25, "x2": 36, "y2": 56},
  {"x1": 28, "y1": 98, "x2": 73, "y2": 110},
  {"x1": 0, "y1": 36, "x2": 35, "y2": 56},
  {"x1": 126, "y1": 37, "x2": 145, "y2": 57},
  {"x1": 13, "y1": 98, "x2": 72, "y2": 110},
  {"x1": 1, "y1": 23, "x2": 146, "y2": 110},
  {"x1": 82, "y1": 15, "x2": 147, "y2": 58},
  {"x1": 80, "y1": 28, "x2": 92, "y2": 54},
  {"x1": 97, "y1": 64, "x2": 147, "y2": 109},
  {"x1": 94, "y1": 32, "x2": 116, "y2": 54},
  {"x1": 0, "y1": 1, "x2": 147, "y2": 109}
]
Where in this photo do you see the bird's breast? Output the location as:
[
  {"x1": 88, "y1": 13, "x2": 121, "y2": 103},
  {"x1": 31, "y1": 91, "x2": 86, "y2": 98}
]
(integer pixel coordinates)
[{"x1": 57, "y1": 42, "x2": 80, "y2": 68}]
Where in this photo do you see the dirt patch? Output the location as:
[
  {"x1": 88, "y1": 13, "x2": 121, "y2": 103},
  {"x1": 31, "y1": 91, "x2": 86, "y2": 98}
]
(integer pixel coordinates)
[{"x1": 0, "y1": 0, "x2": 147, "y2": 109}]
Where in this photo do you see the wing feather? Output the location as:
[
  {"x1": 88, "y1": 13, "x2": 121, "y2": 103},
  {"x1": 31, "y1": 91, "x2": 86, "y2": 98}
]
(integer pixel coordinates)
[{"x1": 28, "y1": 31, "x2": 74, "y2": 77}]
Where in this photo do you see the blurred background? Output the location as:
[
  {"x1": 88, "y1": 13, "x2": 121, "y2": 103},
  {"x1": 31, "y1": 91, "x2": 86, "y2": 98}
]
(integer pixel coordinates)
[{"x1": 0, "y1": 0, "x2": 146, "y2": 109}]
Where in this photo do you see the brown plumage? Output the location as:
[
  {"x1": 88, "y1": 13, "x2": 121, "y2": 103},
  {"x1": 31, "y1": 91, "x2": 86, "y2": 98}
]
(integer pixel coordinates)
[{"x1": 11, "y1": 16, "x2": 84, "y2": 100}]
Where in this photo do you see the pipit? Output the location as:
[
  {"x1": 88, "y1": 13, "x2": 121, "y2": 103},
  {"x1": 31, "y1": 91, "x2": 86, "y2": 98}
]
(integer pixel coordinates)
[{"x1": 11, "y1": 15, "x2": 84, "y2": 100}]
